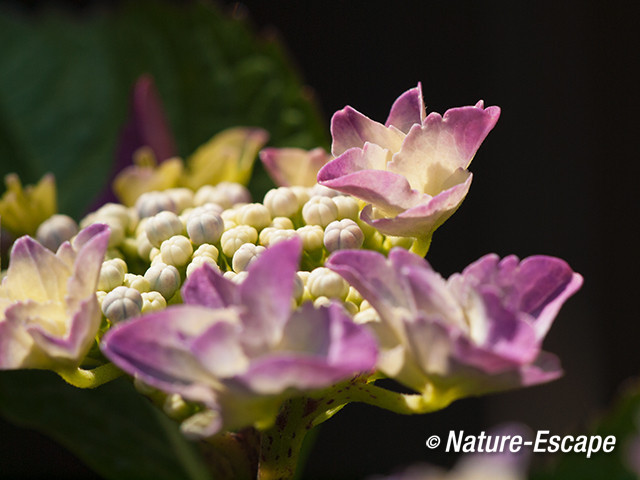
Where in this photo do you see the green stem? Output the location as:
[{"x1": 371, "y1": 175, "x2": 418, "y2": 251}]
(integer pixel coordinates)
[
  {"x1": 55, "y1": 362, "x2": 123, "y2": 389},
  {"x1": 410, "y1": 234, "x2": 432, "y2": 258}
]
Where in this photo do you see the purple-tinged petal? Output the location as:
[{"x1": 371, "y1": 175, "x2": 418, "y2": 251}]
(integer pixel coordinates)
[
  {"x1": 517, "y1": 351, "x2": 563, "y2": 387},
  {"x1": 0, "y1": 315, "x2": 40, "y2": 369},
  {"x1": 327, "y1": 249, "x2": 415, "y2": 322},
  {"x1": 238, "y1": 238, "x2": 302, "y2": 351},
  {"x1": 385, "y1": 83, "x2": 426, "y2": 133},
  {"x1": 331, "y1": 106, "x2": 405, "y2": 157},
  {"x1": 388, "y1": 104, "x2": 499, "y2": 195},
  {"x1": 237, "y1": 303, "x2": 377, "y2": 394},
  {"x1": 182, "y1": 263, "x2": 239, "y2": 309},
  {"x1": 260, "y1": 147, "x2": 331, "y2": 187},
  {"x1": 318, "y1": 143, "x2": 389, "y2": 180},
  {"x1": 101, "y1": 305, "x2": 235, "y2": 404},
  {"x1": 65, "y1": 223, "x2": 110, "y2": 303},
  {"x1": 190, "y1": 321, "x2": 249, "y2": 378},
  {"x1": 360, "y1": 173, "x2": 472, "y2": 237},
  {"x1": 117, "y1": 74, "x2": 177, "y2": 166}
]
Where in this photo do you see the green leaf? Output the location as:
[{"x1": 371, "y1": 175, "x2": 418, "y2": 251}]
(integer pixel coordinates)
[
  {"x1": 0, "y1": 370, "x2": 212, "y2": 480},
  {"x1": 0, "y1": 1, "x2": 328, "y2": 218}
]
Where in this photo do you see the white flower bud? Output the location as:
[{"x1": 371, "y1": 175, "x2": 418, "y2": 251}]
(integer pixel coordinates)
[
  {"x1": 323, "y1": 219, "x2": 364, "y2": 252},
  {"x1": 313, "y1": 296, "x2": 332, "y2": 308},
  {"x1": 258, "y1": 227, "x2": 277, "y2": 247},
  {"x1": 136, "y1": 231, "x2": 154, "y2": 260},
  {"x1": 269, "y1": 229, "x2": 299, "y2": 246},
  {"x1": 296, "y1": 270, "x2": 310, "y2": 285},
  {"x1": 145, "y1": 211, "x2": 184, "y2": 248},
  {"x1": 270, "y1": 216, "x2": 294, "y2": 230},
  {"x1": 135, "y1": 191, "x2": 177, "y2": 218},
  {"x1": 263, "y1": 187, "x2": 299, "y2": 218},
  {"x1": 124, "y1": 273, "x2": 151, "y2": 293},
  {"x1": 144, "y1": 263, "x2": 181, "y2": 299},
  {"x1": 354, "y1": 308, "x2": 380, "y2": 325},
  {"x1": 141, "y1": 291, "x2": 167, "y2": 313},
  {"x1": 230, "y1": 271, "x2": 249, "y2": 284},
  {"x1": 98, "y1": 258, "x2": 127, "y2": 291},
  {"x1": 223, "y1": 271, "x2": 237, "y2": 281},
  {"x1": 290, "y1": 186, "x2": 311, "y2": 208},
  {"x1": 36, "y1": 214, "x2": 79, "y2": 251},
  {"x1": 236, "y1": 203, "x2": 271, "y2": 230},
  {"x1": 220, "y1": 226, "x2": 258, "y2": 257},
  {"x1": 302, "y1": 196, "x2": 338, "y2": 227},
  {"x1": 94, "y1": 203, "x2": 132, "y2": 232},
  {"x1": 186, "y1": 255, "x2": 220, "y2": 278},
  {"x1": 102, "y1": 286, "x2": 143, "y2": 323},
  {"x1": 360, "y1": 299, "x2": 373, "y2": 311},
  {"x1": 232, "y1": 243, "x2": 266, "y2": 273},
  {"x1": 149, "y1": 247, "x2": 161, "y2": 262},
  {"x1": 186, "y1": 210, "x2": 224, "y2": 246},
  {"x1": 160, "y1": 235, "x2": 194, "y2": 267},
  {"x1": 96, "y1": 290, "x2": 107, "y2": 308},
  {"x1": 293, "y1": 273, "x2": 305, "y2": 302},
  {"x1": 332, "y1": 195, "x2": 360, "y2": 220},
  {"x1": 310, "y1": 184, "x2": 341, "y2": 197},
  {"x1": 165, "y1": 188, "x2": 194, "y2": 213},
  {"x1": 346, "y1": 286, "x2": 363, "y2": 305},
  {"x1": 296, "y1": 225, "x2": 324, "y2": 252},
  {"x1": 307, "y1": 267, "x2": 349, "y2": 300},
  {"x1": 192, "y1": 243, "x2": 219, "y2": 262},
  {"x1": 343, "y1": 301, "x2": 359, "y2": 316},
  {"x1": 194, "y1": 182, "x2": 250, "y2": 209}
]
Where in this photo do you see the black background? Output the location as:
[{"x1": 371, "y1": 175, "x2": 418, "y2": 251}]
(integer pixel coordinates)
[{"x1": 1, "y1": 1, "x2": 640, "y2": 478}]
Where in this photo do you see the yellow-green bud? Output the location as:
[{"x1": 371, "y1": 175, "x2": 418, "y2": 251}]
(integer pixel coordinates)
[
  {"x1": 160, "y1": 235, "x2": 194, "y2": 267},
  {"x1": 332, "y1": 195, "x2": 360, "y2": 220},
  {"x1": 270, "y1": 216, "x2": 294, "y2": 230},
  {"x1": 141, "y1": 291, "x2": 167, "y2": 313},
  {"x1": 296, "y1": 225, "x2": 324, "y2": 252},
  {"x1": 220, "y1": 226, "x2": 258, "y2": 257},
  {"x1": 124, "y1": 273, "x2": 151, "y2": 293},
  {"x1": 236, "y1": 203, "x2": 271, "y2": 230}
]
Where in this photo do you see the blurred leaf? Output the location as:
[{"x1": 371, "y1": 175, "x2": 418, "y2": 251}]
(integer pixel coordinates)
[
  {"x1": 0, "y1": 370, "x2": 212, "y2": 480},
  {"x1": 0, "y1": 1, "x2": 328, "y2": 218},
  {"x1": 531, "y1": 379, "x2": 640, "y2": 480}
]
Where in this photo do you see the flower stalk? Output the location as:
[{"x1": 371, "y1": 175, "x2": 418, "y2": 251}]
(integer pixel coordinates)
[{"x1": 55, "y1": 362, "x2": 123, "y2": 389}]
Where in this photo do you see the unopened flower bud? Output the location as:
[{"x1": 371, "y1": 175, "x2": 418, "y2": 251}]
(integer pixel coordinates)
[
  {"x1": 264, "y1": 187, "x2": 299, "y2": 218},
  {"x1": 307, "y1": 267, "x2": 349, "y2": 300},
  {"x1": 163, "y1": 393, "x2": 190, "y2": 420},
  {"x1": 313, "y1": 296, "x2": 332, "y2": 308},
  {"x1": 124, "y1": 273, "x2": 151, "y2": 293},
  {"x1": 135, "y1": 191, "x2": 177, "y2": 218},
  {"x1": 310, "y1": 184, "x2": 341, "y2": 197},
  {"x1": 290, "y1": 186, "x2": 311, "y2": 208},
  {"x1": 269, "y1": 229, "x2": 299, "y2": 246},
  {"x1": 302, "y1": 196, "x2": 338, "y2": 227},
  {"x1": 236, "y1": 203, "x2": 271, "y2": 230},
  {"x1": 258, "y1": 227, "x2": 277, "y2": 247},
  {"x1": 332, "y1": 195, "x2": 360, "y2": 220},
  {"x1": 270, "y1": 216, "x2": 294, "y2": 230},
  {"x1": 232, "y1": 243, "x2": 266, "y2": 273},
  {"x1": 230, "y1": 271, "x2": 248, "y2": 284},
  {"x1": 144, "y1": 263, "x2": 181, "y2": 299},
  {"x1": 102, "y1": 286, "x2": 143, "y2": 323},
  {"x1": 194, "y1": 182, "x2": 250, "y2": 209},
  {"x1": 145, "y1": 211, "x2": 184, "y2": 248},
  {"x1": 136, "y1": 231, "x2": 154, "y2": 260},
  {"x1": 36, "y1": 214, "x2": 78, "y2": 251},
  {"x1": 323, "y1": 219, "x2": 364, "y2": 252},
  {"x1": 165, "y1": 188, "x2": 194, "y2": 213},
  {"x1": 296, "y1": 225, "x2": 324, "y2": 252},
  {"x1": 186, "y1": 210, "x2": 224, "y2": 246},
  {"x1": 186, "y1": 255, "x2": 219, "y2": 278},
  {"x1": 141, "y1": 291, "x2": 167, "y2": 313},
  {"x1": 98, "y1": 258, "x2": 127, "y2": 291},
  {"x1": 160, "y1": 235, "x2": 193, "y2": 267},
  {"x1": 293, "y1": 273, "x2": 305, "y2": 302},
  {"x1": 354, "y1": 308, "x2": 380, "y2": 325},
  {"x1": 192, "y1": 243, "x2": 219, "y2": 262},
  {"x1": 220, "y1": 226, "x2": 258, "y2": 257}
]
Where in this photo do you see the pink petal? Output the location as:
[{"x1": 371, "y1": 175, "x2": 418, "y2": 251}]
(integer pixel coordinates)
[{"x1": 385, "y1": 83, "x2": 426, "y2": 133}]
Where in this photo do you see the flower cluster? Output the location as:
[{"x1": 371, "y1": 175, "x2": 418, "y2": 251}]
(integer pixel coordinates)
[{"x1": 0, "y1": 81, "x2": 582, "y2": 479}]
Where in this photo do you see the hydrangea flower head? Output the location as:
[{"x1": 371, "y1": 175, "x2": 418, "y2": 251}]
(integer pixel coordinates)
[
  {"x1": 318, "y1": 84, "x2": 500, "y2": 239},
  {"x1": 102, "y1": 238, "x2": 377, "y2": 437}
]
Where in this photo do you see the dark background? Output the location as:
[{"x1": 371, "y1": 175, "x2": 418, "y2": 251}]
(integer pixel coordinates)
[{"x1": 1, "y1": 1, "x2": 640, "y2": 478}]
